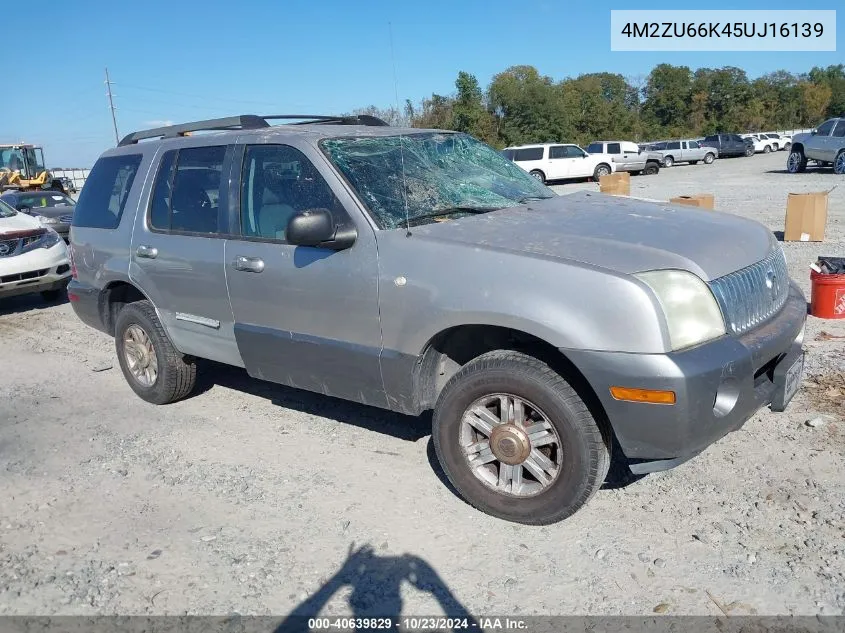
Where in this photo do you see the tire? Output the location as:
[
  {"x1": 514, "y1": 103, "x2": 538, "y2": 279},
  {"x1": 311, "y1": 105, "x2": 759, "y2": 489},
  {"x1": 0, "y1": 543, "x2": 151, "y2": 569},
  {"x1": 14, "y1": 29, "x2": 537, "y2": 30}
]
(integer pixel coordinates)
[
  {"x1": 643, "y1": 162, "x2": 659, "y2": 175},
  {"x1": 689, "y1": 160, "x2": 698, "y2": 165},
  {"x1": 703, "y1": 152, "x2": 715, "y2": 164},
  {"x1": 529, "y1": 170, "x2": 546, "y2": 184},
  {"x1": 662, "y1": 155, "x2": 674, "y2": 168},
  {"x1": 114, "y1": 300, "x2": 197, "y2": 405},
  {"x1": 763, "y1": 145, "x2": 771, "y2": 154},
  {"x1": 432, "y1": 350, "x2": 610, "y2": 525},
  {"x1": 784, "y1": 142, "x2": 792, "y2": 152},
  {"x1": 787, "y1": 149, "x2": 807, "y2": 174},
  {"x1": 834, "y1": 150, "x2": 845, "y2": 176},
  {"x1": 744, "y1": 146, "x2": 754, "y2": 157},
  {"x1": 40, "y1": 289, "x2": 62, "y2": 302},
  {"x1": 593, "y1": 164, "x2": 611, "y2": 180}
]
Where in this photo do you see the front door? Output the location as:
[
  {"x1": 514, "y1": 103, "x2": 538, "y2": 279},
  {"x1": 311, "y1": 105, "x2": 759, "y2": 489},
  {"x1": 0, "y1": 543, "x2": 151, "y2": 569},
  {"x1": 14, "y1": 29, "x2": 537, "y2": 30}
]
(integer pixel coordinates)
[
  {"x1": 547, "y1": 145, "x2": 575, "y2": 179},
  {"x1": 224, "y1": 142, "x2": 386, "y2": 408},
  {"x1": 129, "y1": 144, "x2": 243, "y2": 367}
]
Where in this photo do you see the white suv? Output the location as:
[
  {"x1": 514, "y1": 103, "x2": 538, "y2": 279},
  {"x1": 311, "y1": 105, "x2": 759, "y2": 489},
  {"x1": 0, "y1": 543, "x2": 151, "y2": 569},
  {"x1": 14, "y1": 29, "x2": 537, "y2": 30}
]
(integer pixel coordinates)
[
  {"x1": 502, "y1": 143, "x2": 615, "y2": 184},
  {"x1": 0, "y1": 198, "x2": 71, "y2": 301}
]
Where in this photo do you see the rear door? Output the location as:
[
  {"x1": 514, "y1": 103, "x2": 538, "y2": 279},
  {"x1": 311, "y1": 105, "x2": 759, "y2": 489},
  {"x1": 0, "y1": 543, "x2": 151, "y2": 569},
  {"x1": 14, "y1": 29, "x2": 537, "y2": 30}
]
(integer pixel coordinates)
[
  {"x1": 223, "y1": 141, "x2": 385, "y2": 407},
  {"x1": 129, "y1": 144, "x2": 242, "y2": 366},
  {"x1": 547, "y1": 145, "x2": 575, "y2": 179},
  {"x1": 813, "y1": 119, "x2": 838, "y2": 161},
  {"x1": 830, "y1": 121, "x2": 845, "y2": 161}
]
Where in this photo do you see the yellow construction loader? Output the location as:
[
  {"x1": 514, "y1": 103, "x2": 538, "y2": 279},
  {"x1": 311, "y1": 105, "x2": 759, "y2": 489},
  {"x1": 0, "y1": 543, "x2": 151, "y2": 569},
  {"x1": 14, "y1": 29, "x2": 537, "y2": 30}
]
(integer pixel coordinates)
[{"x1": 0, "y1": 144, "x2": 66, "y2": 193}]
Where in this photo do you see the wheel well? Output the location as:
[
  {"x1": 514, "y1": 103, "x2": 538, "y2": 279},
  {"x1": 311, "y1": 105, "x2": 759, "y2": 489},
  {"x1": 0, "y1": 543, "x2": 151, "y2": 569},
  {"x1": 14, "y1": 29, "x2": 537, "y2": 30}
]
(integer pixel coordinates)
[
  {"x1": 99, "y1": 281, "x2": 149, "y2": 335},
  {"x1": 530, "y1": 169, "x2": 545, "y2": 176},
  {"x1": 415, "y1": 325, "x2": 608, "y2": 424},
  {"x1": 664, "y1": 154, "x2": 674, "y2": 161},
  {"x1": 595, "y1": 162, "x2": 610, "y2": 171},
  {"x1": 791, "y1": 143, "x2": 804, "y2": 154}
]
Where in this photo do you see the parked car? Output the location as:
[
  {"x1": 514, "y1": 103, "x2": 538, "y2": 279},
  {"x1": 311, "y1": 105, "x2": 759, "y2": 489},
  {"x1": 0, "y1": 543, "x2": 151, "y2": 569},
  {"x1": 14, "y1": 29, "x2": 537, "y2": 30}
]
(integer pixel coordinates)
[
  {"x1": 0, "y1": 190, "x2": 76, "y2": 241},
  {"x1": 648, "y1": 140, "x2": 717, "y2": 167},
  {"x1": 585, "y1": 140, "x2": 662, "y2": 175},
  {"x1": 701, "y1": 134, "x2": 755, "y2": 158},
  {"x1": 68, "y1": 114, "x2": 806, "y2": 525},
  {"x1": 757, "y1": 133, "x2": 789, "y2": 151},
  {"x1": 502, "y1": 143, "x2": 615, "y2": 183},
  {"x1": 0, "y1": 198, "x2": 71, "y2": 301},
  {"x1": 741, "y1": 134, "x2": 775, "y2": 154},
  {"x1": 787, "y1": 117, "x2": 845, "y2": 174}
]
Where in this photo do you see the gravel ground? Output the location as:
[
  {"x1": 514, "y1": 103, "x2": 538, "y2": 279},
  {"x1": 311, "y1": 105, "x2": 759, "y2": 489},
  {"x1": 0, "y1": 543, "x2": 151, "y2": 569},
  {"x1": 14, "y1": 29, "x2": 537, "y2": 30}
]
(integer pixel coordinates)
[{"x1": 1, "y1": 150, "x2": 843, "y2": 618}]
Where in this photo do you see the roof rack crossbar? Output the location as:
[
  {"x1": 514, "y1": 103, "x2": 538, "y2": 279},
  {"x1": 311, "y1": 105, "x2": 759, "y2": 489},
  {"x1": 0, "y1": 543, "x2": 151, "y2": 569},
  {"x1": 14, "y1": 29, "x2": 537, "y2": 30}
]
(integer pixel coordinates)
[{"x1": 119, "y1": 113, "x2": 390, "y2": 146}]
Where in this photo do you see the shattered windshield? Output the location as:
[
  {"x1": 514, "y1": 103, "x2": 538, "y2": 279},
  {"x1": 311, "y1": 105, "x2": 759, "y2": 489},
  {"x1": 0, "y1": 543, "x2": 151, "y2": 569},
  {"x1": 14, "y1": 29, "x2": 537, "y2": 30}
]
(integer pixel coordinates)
[{"x1": 321, "y1": 132, "x2": 555, "y2": 229}]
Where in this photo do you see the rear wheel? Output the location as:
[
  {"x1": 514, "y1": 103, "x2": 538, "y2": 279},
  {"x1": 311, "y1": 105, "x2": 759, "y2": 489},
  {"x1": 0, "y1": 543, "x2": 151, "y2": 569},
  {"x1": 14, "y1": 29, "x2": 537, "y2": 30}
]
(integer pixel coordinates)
[
  {"x1": 703, "y1": 152, "x2": 715, "y2": 164},
  {"x1": 744, "y1": 146, "x2": 754, "y2": 157},
  {"x1": 763, "y1": 145, "x2": 772, "y2": 154},
  {"x1": 529, "y1": 170, "x2": 546, "y2": 184},
  {"x1": 593, "y1": 164, "x2": 611, "y2": 180},
  {"x1": 432, "y1": 350, "x2": 610, "y2": 525},
  {"x1": 784, "y1": 142, "x2": 792, "y2": 152},
  {"x1": 662, "y1": 155, "x2": 674, "y2": 168},
  {"x1": 115, "y1": 300, "x2": 197, "y2": 404},
  {"x1": 787, "y1": 149, "x2": 808, "y2": 173},
  {"x1": 834, "y1": 150, "x2": 845, "y2": 175}
]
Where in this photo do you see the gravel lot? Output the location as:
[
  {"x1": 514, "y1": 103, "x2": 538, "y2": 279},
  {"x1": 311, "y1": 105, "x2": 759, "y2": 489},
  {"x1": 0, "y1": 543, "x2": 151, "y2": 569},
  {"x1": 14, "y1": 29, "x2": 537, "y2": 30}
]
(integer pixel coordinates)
[{"x1": 1, "y1": 150, "x2": 843, "y2": 618}]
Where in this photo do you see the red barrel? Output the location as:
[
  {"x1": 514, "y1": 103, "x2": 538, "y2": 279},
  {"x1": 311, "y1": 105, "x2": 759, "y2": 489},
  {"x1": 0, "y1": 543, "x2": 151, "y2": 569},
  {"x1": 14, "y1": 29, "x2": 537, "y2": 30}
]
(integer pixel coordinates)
[{"x1": 810, "y1": 269, "x2": 845, "y2": 319}]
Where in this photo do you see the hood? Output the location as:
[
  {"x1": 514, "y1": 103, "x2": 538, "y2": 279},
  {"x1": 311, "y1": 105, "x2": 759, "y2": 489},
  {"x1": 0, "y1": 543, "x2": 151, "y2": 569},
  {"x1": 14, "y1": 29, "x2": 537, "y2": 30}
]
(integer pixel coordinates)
[
  {"x1": 0, "y1": 210, "x2": 41, "y2": 233},
  {"x1": 407, "y1": 191, "x2": 775, "y2": 281},
  {"x1": 21, "y1": 205, "x2": 74, "y2": 220}
]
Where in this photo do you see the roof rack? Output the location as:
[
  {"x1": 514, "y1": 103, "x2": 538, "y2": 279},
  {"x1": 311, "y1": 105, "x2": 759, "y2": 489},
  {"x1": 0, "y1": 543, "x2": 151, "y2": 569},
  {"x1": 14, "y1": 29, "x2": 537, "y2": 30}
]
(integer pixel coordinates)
[{"x1": 118, "y1": 114, "x2": 390, "y2": 146}]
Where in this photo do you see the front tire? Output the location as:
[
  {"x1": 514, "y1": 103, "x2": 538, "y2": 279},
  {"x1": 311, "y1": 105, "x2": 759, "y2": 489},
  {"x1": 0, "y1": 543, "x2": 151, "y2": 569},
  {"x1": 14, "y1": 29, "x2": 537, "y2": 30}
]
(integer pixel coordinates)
[
  {"x1": 643, "y1": 162, "x2": 659, "y2": 175},
  {"x1": 784, "y1": 142, "x2": 792, "y2": 152},
  {"x1": 835, "y1": 150, "x2": 845, "y2": 175},
  {"x1": 787, "y1": 149, "x2": 807, "y2": 173},
  {"x1": 704, "y1": 152, "x2": 715, "y2": 164},
  {"x1": 432, "y1": 350, "x2": 610, "y2": 525},
  {"x1": 529, "y1": 170, "x2": 546, "y2": 184},
  {"x1": 593, "y1": 164, "x2": 611, "y2": 180},
  {"x1": 115, "y1": 300, "x2": 197, "y2": 404}
]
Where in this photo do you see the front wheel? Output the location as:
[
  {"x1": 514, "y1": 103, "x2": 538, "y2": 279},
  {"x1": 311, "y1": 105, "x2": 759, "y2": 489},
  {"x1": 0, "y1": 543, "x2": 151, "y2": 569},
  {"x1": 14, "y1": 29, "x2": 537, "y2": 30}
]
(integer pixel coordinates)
[
  {"x1": 834, "y1": 150, "x2": 845, "y2": 175},
  {"x1": 643, "y1": 162, "x2": 659, "y2": 175},
  {"x1": 704, "y1": 152, "x2": 715, "y2": 164},
  {"x1": 529, "y1": 170, "x2": 546, "y2": 184},
  {"x1": 787, "y1": 149, "x2": 807, "y2": 173},
  {"x1": 432, "y1": 350, "x2": 610, "y2": 525},
  {"x1": 593, "y1": 164, "x2": 611, "y2": 180},
  {"x1": 115, "y1": 300, "x2": 197, "y2": 404}
]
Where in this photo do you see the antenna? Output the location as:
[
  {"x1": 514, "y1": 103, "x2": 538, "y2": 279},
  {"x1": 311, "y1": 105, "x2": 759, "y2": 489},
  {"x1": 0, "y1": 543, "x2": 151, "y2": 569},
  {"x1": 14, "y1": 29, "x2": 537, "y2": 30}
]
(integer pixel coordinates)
[
  {"x1": 105, "y1": 67, "x2": 120, "y2": 146},
  {"x1": 388, "y1": 22, "x2": 411, "y2": 237}
]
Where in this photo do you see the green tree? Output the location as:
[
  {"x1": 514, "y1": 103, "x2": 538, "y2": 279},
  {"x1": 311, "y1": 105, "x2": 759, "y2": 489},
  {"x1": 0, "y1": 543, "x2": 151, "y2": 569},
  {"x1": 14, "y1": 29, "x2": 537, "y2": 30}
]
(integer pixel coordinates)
[
  {"x1": 451, "y1": 71, "x2": 496, "y2": 143},
  {"x1": 798, "y1": 81, "x2": 832, "y2": 126},
  {"x1": 642, "y1": 64, "x2": 692, "y2": 134}
]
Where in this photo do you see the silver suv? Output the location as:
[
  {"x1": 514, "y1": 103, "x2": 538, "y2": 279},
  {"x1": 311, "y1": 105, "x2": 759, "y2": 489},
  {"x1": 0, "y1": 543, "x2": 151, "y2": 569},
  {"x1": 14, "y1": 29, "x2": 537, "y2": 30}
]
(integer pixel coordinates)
[
  {"x1": 788, "y1": 117, "x2": 845, "y2": 174},
  {"x1": 68, "y1": 114, "x2": 806, "y2": 524}
]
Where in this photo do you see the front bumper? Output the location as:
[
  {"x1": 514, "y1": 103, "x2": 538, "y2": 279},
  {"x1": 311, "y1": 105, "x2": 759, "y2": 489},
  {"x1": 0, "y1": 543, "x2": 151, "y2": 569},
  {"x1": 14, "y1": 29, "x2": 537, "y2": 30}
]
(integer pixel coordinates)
[
  {"x1": 0, "y1": 243, "x2": 71, "y2": 299},
  {"x1": 565, "y1": 283, "x2": 807, "y2": 470}
]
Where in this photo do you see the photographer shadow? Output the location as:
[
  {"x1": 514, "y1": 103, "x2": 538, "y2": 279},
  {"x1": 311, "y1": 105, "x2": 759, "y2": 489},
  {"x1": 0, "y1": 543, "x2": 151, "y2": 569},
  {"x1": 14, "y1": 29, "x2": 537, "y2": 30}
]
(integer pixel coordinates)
[{"x1": 275, "y1": 544, "x2": 478, "y2": 632}]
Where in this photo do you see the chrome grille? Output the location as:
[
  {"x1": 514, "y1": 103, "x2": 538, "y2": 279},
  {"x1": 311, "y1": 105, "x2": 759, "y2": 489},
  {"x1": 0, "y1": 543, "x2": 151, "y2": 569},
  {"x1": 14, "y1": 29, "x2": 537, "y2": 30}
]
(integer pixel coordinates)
[
  {"x1": 709, "y1": 247, "x2": 790, "y2": 335},
  {"x1": 0, "y1": 238, "x2": 20, "y2": 257},
  {"x1": 59, "y1": 215, "x2": 74, "y2": 223}
]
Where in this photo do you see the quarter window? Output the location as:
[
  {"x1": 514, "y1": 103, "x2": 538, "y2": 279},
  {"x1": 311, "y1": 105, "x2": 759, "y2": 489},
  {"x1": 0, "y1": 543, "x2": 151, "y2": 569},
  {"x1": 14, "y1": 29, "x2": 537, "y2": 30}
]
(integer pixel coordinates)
[
  {"x1": 240, "y1": 145, "x2": 344, "y2": 241},
  {"x1": 667, "y1": 141, "x2": 681, "y2": 150},
  {"x1": 513, "y1": 147, "x2": 544, "y2": 161},
  {"x1": 72, "y1": 154, "x2": 142, "y2": 229}
]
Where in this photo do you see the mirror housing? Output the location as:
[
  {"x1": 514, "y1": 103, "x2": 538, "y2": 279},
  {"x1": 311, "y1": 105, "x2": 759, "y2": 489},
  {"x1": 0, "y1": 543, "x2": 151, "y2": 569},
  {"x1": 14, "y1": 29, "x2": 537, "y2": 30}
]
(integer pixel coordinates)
[
  {"x1": 18, "y1": 205, "x2": 31, "y2": 212},
  {"x1": 286, "y1": 208, "x2": 357, "y2": 250}
]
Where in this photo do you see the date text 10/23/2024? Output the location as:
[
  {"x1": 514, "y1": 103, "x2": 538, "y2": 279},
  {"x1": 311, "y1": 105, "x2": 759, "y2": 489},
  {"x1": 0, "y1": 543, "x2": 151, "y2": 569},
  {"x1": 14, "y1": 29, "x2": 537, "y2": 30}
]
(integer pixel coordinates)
[{"x1": 610, "y1": 10, "x2": 836, "y2": 52}]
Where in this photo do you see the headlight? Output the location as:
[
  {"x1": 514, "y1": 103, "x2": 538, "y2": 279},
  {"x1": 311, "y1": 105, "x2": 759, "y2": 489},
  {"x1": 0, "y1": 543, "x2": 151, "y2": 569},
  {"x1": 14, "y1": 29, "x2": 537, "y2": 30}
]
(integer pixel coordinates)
[
  {"x1": 636, "y1": 269, "x2": 726, "y2": 351},
  {"x1": 35, "y1": 214, "x2": 59, "y2": 224},
  {"x1": 20, "y1": 228, "x2": 61, "y2": 254}
]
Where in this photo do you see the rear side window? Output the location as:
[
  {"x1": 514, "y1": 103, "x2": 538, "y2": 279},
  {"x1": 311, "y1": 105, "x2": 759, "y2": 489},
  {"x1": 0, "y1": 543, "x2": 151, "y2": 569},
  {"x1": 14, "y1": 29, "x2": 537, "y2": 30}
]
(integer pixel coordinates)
[
  {"x1": 606, "y1": 143, "x2": 621, "y2": 154},
  {"x1": 148, "y1": 146, "x2": 226, "y2": 234},
  {"x1": 667, "y1": 141, "x2": 681, "y2": 150},
  {"x1": 586, "y1": 143, "x2": 603, "y2": 154},
  {"x1": 501, "y1": 149, "x2": 515, "y2": 160},
  {"x1": 831, "y1": 121, "x2": 845, "y2": 138},
  {"x1": 73, "y1": 154, "x2": 142, "y2": 229},
  {"x1": 513, "y1": 147, "x2": 544, "y2": 161}
]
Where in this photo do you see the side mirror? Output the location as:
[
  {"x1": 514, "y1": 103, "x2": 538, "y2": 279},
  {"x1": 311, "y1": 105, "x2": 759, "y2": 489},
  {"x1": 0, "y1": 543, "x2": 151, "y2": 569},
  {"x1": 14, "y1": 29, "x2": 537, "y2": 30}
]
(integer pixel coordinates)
[
  {"x1": 19, "y1": 205, "x2": 31, "y2": 213},
  {"x1": 286, "y1": 208, "x2": 357, "y2": 251}
]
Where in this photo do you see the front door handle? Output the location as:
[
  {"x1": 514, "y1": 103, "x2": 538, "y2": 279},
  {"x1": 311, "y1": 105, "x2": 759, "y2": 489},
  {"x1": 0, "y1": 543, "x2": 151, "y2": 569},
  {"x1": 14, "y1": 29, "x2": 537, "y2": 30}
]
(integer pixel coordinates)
[
  {"x1": 234, "y1": 255, "x2": 265, "y2": 273},
  {"x1": 136, "y1": 245, "x2": 158, "y2": 259}
]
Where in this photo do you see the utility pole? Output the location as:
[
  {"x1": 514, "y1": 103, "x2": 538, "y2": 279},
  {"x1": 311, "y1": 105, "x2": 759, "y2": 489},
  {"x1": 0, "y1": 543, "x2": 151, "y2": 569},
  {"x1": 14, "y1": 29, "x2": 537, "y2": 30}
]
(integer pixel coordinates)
[{"x1": 105, "y1": 67, "x2": 120, "y2": 146}]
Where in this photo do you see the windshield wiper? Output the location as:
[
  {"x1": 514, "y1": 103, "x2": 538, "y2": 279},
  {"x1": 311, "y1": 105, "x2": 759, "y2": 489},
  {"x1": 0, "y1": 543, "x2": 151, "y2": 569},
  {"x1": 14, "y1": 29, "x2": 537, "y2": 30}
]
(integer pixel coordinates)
[
  {"x1": 406, "y1": 206, "x2": 500, "y2": 227},
  {"x1": 517, "y1": 195, "x2": 555, "y2": 203}
]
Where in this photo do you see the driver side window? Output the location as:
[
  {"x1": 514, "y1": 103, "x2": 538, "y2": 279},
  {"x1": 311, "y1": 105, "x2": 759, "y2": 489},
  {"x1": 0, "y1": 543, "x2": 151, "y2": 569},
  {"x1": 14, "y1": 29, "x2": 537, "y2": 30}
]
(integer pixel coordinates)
[{"x1": 240, "y1": 145, "x2": 344, "y2": 242}]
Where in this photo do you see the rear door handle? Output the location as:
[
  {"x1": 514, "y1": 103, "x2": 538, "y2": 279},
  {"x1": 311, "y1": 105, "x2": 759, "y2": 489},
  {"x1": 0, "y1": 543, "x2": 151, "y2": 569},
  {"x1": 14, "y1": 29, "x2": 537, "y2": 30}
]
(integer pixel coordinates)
[
  {"x1": 234, "y1": 255, "x2": 265, "y2": 273},
  {"x1": 136, "y1": 245, "x2": 158, "y2": 259}
]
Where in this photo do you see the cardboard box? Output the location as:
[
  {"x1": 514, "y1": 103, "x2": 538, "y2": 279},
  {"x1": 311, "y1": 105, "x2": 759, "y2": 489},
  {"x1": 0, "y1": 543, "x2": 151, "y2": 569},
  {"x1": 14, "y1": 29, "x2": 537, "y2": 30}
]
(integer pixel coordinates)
[
  {"x1": 599, "y1": 172, "x2": 630, "y2": 196},
  {"x1": 670, "y1": 193, "x2": 714, "y2": 210},
  {"x1": 784, "y1": 191, "x2": 829, "y2": 242}
]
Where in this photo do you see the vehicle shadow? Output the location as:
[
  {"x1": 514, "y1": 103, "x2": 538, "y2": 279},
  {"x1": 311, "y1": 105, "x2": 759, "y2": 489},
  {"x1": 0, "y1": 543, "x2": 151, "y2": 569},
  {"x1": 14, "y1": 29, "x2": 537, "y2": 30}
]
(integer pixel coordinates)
[
  {"x1": 194, "y1": 360, "x2": 431, "y2": 442},
  {"x1": 0, "y1": 291, "x2": 68, "y2": 316},
  {"x1": 274, "y1": 543, "x2": 478, "y2": 631}
]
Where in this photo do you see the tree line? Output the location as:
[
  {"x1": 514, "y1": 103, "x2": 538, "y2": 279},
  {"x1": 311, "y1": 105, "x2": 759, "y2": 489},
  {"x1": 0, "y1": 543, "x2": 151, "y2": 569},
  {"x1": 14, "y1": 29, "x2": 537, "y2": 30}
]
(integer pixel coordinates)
[{"x1": 355, "y1": 63, "x2": 845, "y2": 148}]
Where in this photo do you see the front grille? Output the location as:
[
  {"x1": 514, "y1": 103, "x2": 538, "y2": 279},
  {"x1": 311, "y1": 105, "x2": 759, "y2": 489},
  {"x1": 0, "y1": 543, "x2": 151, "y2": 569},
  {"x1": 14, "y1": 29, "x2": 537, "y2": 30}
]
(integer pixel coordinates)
[
  {"x1": 709, "y1": 247, "x2": 790, "y2": 335},
  {"x1": 1, "y1": 269, "x2": 48, "y2": 284},
  {"x1": 0, "y1": 238, "x2": 19, "y2": 257},
  {"x1": 59, "y1": 215, "x2": 74, "y2": 223}
]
